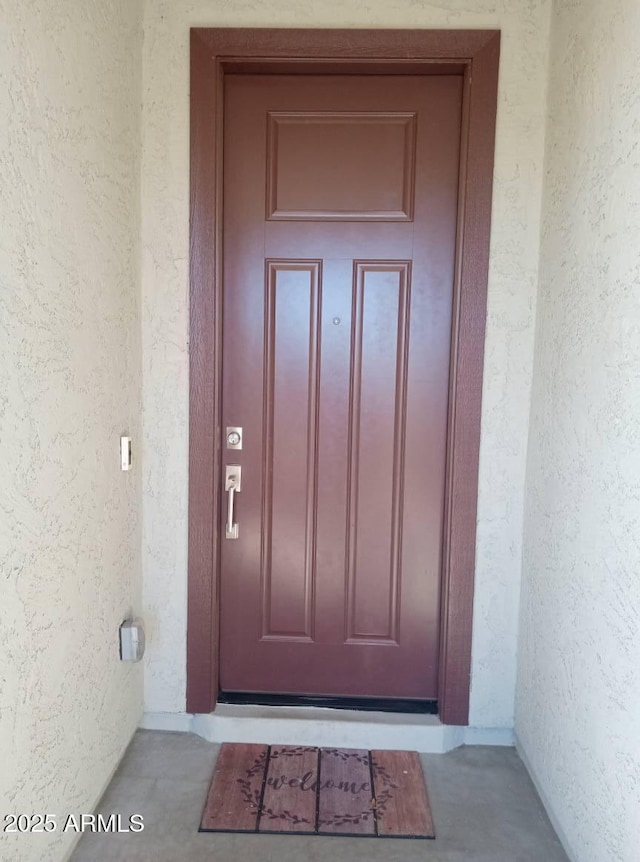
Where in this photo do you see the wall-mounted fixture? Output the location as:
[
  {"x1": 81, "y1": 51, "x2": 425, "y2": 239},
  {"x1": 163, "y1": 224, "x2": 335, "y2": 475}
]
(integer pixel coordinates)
[
  {"x1": 120, "y1": 436, "x2": 132, "y2": 471},
  {"x1": 119, "y1": 618, "x2": 145, "y2": 662}
]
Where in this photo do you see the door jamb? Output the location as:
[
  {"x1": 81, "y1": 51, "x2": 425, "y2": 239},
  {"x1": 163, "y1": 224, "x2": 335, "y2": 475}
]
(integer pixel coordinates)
[{"x1": 188, "y1": 27, "x2": 500, "y2": 726}]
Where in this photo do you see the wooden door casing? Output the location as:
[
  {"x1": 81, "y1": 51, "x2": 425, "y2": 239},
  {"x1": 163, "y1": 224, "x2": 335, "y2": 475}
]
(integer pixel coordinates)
[{"x1": 188, "y1": 28, "x2": 500, "y2": 725}]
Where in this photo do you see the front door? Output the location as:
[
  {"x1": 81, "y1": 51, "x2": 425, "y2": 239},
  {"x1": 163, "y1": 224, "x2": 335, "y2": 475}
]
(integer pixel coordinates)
[{"x1": 220, "y1": 73, "x2": 462, "y2": 701}]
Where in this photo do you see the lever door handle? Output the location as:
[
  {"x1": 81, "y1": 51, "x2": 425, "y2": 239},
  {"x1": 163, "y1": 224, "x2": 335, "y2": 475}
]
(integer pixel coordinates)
[{"x1": 225, "y1": 465, "x2": 242, "y2": 539}]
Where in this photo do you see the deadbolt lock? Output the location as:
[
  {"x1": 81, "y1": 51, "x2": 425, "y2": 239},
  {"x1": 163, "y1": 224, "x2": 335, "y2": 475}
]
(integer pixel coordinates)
[{"x1": 226, "y1": 426, "x2": 242, "y2": 450}]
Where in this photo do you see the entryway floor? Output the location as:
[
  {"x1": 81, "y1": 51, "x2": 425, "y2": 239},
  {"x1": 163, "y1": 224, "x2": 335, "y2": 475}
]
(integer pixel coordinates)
[{"x1": 71, "y1": 730, "x2": 569, "y2": 861}]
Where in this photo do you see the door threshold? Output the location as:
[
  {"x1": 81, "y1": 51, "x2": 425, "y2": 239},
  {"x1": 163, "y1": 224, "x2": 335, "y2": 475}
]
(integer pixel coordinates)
[
  {"x1": 191, "y1": 702, "x2": 465, "y2": 754},
  {"x1": 218, "y1": 691, "x2": 438, "y2": 714}
]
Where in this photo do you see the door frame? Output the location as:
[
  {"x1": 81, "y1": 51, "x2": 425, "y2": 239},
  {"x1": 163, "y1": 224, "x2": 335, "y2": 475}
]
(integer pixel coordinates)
[{"x1": 187, "y1": 27, "x2": 500, "y2": 725}]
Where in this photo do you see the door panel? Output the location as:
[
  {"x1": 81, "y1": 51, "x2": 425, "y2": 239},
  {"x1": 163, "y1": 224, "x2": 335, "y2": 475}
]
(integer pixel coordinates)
[
  {"x1": 221, "y1": 74, "x2": 462, "y2": 699},
  {"x1": 346, "y1": 262, "x2": 410, "y2": 644},
  {"x1": 262, "y1": 261, "x2": 321, "y2": 641},
  {"x1": 266, "y1": 111, "x2": 416, "y2": 220}
]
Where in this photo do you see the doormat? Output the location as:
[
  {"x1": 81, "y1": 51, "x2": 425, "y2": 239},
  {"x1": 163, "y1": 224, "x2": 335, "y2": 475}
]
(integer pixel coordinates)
[{"x1": 200, "y1": 744, "x2": 435, "y2": 838}]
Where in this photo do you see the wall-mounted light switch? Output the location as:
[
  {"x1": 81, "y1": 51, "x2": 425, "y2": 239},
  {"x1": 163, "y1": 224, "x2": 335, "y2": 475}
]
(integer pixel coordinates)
[{"x1": 120, "y1": 436, "x2": 132, "y2": 471}]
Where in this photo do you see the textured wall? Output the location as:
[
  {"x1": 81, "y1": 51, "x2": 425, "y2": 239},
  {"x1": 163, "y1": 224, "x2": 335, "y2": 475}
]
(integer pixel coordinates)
[
  {"x1": 517, "y1": 1, "x2": 640, "y2": 860},
  {"x1": 0, "y1": 2, "x2": 143, "y2": 860},
  {"x1": 141, "y1": 0, "x2": 552, "y2": 726}
]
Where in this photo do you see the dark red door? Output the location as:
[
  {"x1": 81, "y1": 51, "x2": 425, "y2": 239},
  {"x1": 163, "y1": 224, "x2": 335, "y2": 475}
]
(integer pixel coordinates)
[{"x1": 220, "y1": 74, "x2": 462, "y2": 700}]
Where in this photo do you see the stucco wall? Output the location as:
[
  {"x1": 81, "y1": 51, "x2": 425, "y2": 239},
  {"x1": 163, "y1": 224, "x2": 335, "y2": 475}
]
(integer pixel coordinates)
[
  {"x1": 517, "y1": 1, "x2": 640, "y2": 860},
  {"x1": 0, "y1": 2, "x2": 143, "y2": 860},
  {"x1": 141, "y1": 0, "x2": 552, "y2": 727}
]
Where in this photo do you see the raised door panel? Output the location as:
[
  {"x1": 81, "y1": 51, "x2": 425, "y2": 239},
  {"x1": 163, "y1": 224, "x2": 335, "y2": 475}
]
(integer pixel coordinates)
[
  {"x1": 267, "y1": 111, "x2": 416, "y2": 221},
  {"x1": 346, "y1": 262, "x2": 411, "y2": 644},
  {"x1": 261, "y1": 261, "x2": 321, "y2": 641}
]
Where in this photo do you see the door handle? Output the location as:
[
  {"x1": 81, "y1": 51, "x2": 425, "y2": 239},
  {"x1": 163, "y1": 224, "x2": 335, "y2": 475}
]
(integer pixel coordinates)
[{"x1": 225, "y1": 465, "x2": 242, "y2": 539}]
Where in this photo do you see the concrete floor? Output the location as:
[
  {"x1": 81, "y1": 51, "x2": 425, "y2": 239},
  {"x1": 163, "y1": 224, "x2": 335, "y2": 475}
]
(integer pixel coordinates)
[{"x1": 71, "y1": 730, "x2": 569, "y2": 861}]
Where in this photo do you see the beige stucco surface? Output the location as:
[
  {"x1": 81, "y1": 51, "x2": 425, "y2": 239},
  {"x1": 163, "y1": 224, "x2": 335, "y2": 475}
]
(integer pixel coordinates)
[
  {"x1": 3, "y1": 2, "x2": 640, "y2": 860},
  {"x1": 0, "y1": 2, "x2": 143, "y2": 860},
  {"x1": 141, "y1": 0, "x2": 552, "y2": 728},
  {"x1": 517, "y1": 1, "x2": 640, "y2": 860}
]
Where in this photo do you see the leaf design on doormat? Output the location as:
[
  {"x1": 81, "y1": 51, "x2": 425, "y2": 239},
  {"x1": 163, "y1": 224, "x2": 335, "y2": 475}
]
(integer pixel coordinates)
[
  {"x1": 270, "y1": 746, "x2": 316, "y2": 759},
  {"x1": 317, "y1": 750, "x2": 398, "y2": 828},
  {"x1": 260, "y1": 806, "x2": 311, "y2": 825},
  {"x1": 318, "y1": 810, "x2": 375, "y2": 828},
  {"x1": 235, "y1": 747, "x2": 402, "y2": 829},
  {"x1": 371, "y1": 759, "x2": 399, "y2": 789},
  {"x1": 318, "y1": 757, "x2": 399, "y2": 827},
  {"x1": 322, "y1": 748, "x2": 371, "y2": 766},
  {"x1": 236, "y1": 750, "x2": 268, "y2": 808},
  {"x1": 369, "y1": 757, "x2": 399, "y2": 821},
  {"x1": 236, "y1": 748, "x2": 316, "y2": 822}
]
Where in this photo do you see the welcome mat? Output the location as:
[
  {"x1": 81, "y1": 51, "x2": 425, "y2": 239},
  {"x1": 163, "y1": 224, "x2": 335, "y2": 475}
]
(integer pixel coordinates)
[{"x1": 200, "y1": 744, "x2": 435, "y2": 838}]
